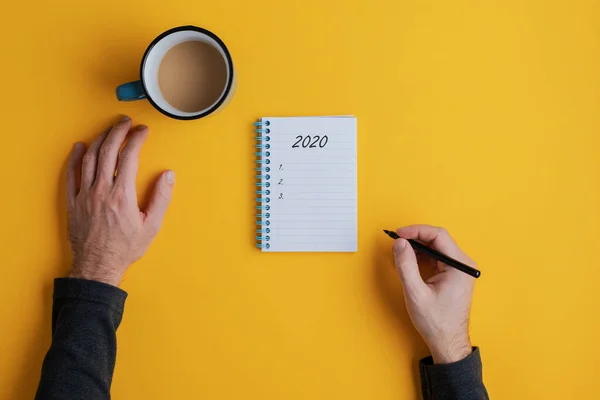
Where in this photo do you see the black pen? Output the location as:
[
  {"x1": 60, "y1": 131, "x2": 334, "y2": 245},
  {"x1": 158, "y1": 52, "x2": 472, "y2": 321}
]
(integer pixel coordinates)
[{"x1": 383, "y1": 230, "x2": 481, "y2": 278}]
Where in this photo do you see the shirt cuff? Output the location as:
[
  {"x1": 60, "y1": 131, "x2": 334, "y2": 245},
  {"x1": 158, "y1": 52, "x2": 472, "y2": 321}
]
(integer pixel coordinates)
[
  {"x1": 419, "y1": 347, "x2": 483, "y2": 397},
  {"x1": 54, "y1": 278, "x2": 128, "y2": 314}
]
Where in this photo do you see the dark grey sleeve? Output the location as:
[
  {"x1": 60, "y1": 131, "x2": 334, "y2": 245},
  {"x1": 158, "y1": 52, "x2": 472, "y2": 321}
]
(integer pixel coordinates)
[
  {"x1": 35, "y1": 278, "x2": 127, "y2": 400},
  {"x1": 419, "y1": 347, "x2": 489, "y2": 400}
]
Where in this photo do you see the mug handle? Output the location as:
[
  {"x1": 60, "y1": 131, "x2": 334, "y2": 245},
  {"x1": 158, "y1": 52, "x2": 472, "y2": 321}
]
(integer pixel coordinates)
[{"x1": 116, "y1": 80, "x2": 146, "y2": 101}]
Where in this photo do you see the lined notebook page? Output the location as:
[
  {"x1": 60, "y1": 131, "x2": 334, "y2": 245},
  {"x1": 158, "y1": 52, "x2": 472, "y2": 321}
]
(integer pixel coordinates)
[{"x1": 259, "y1": 116, "x2": 357, "y2": 252}]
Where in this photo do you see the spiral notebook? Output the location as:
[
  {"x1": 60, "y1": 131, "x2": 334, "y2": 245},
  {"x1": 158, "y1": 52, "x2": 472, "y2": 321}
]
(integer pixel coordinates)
[{"x1": 255, "y1": 116, "x2": 357, "y2": 252}]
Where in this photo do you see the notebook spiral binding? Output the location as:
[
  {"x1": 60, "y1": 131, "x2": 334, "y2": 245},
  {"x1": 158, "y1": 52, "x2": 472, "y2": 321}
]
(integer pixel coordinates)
[{"x1": 255, "y1": 120, "x2": 272, "y2": 250}]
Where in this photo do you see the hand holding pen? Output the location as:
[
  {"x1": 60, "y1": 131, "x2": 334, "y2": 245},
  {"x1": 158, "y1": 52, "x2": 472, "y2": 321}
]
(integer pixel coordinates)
[
  {"x1": 387, "y1": 225, "x2": 480, "y2": 364},
  {"x1": 383, "y1": 230, "x2": 480, "y2": 278}
]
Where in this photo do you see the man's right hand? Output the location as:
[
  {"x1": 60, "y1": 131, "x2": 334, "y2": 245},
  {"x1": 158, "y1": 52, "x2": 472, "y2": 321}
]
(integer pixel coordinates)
[{"x1": 392, "y1": 225, "x2": 478, "y2": 364}]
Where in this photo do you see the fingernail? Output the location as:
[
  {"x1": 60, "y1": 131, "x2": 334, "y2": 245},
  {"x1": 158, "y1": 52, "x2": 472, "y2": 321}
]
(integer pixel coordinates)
[
  {"x1": 133, "y1": 124, "x2": 148, "y2": 132},
  {"x1": 120, "y1": 115, "x2": 131, "y2": 122},
  {"x1": 396, "y1": 239, "x2": 406, "y2": 250},
  {"x1": 166, "y1": 170, "x2": 175, "y2": 185},
  {"x1": 74, "y1": 142, "x2": 83, "y2": 150}
]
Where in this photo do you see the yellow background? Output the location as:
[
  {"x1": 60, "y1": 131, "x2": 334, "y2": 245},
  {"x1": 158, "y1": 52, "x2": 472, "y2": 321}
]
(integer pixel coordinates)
[{"x1": 1, "y1": 0, "x2": 599, "y2": 399}]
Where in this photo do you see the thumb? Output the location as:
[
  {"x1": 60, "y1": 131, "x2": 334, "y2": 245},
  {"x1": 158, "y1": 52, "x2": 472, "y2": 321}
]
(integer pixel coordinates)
[
  {"x1": 393, "y1": 239, "x2": 427, "y2": 293},
  {"x1": 145, "y1": 170, "x2": 175, "y2": 229}
]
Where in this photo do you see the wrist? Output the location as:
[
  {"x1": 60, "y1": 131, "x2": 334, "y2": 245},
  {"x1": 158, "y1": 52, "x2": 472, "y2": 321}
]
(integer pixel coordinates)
[
  {"x1": 427, "y1": 335, "x2": 472, "y2": 364},
  {"x1": 69, "y1": 262, "x2": 122, "y2": 287}
]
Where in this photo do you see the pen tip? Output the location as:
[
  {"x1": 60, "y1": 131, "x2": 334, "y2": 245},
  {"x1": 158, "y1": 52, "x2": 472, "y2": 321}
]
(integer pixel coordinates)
[{"x1": 383, "y1": 229, "x2": 399, "y2": 240}]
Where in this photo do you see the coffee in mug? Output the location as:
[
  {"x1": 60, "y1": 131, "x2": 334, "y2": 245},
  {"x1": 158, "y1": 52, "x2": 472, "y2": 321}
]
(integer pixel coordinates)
[
  {"x1": 158, "y1": 41, "x2": 227, "y2": 113},
  {"x1": 116, "y1": 26, "x2": 236, "y2": 120}
]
